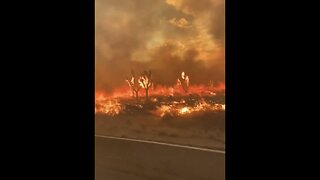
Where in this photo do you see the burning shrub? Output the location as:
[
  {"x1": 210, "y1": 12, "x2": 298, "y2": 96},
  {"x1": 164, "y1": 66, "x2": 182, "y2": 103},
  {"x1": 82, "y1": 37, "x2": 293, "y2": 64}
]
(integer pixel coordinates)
[
  {"x1": 95, "y1": 99, "x2": 122, "y2": 116},
  {"x1": 177, "y1": 71, "x2": 190, "y2": 93},
  {"x1": 126, "y1": 70, "x2": 141, "y2": 99},
  {"x1": 95, "y1": 90, "x2": 225, "y2": 117},
  {"x1": 139, "y1": 70, "x2": 153, "y2": 100}
]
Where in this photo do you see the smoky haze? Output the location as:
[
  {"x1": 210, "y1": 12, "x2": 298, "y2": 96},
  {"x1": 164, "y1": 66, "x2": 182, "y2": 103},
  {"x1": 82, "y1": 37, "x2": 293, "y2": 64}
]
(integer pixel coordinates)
[{"x1": 95, "y1": 0, "x2": 225, "y2": 92}]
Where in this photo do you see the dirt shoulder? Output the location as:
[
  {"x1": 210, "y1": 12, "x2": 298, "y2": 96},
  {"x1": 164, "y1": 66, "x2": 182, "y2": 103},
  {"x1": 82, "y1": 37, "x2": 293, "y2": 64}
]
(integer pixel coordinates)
[{"x1": 95, "y1": 112, "x2": 225, "y2": 150}]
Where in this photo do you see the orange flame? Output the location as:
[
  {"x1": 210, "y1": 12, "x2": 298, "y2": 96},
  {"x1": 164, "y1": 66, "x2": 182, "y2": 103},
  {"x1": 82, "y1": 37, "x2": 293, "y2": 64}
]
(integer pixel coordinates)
[{"x1": 95, "y1": 79, "x2": 225, "y2": 116}]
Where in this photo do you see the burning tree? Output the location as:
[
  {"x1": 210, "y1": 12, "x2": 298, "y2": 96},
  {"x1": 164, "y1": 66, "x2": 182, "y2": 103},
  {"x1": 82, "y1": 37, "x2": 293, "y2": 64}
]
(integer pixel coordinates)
[
  {"x1": 125, "y1": 70, "x2": 141, "y2": 99},
  {"x1": 139, "y1": 70, "x2": 153, "y2": 99},
  {"x1": 177, "y1": 71, "x2": 189, "y2": 93}
]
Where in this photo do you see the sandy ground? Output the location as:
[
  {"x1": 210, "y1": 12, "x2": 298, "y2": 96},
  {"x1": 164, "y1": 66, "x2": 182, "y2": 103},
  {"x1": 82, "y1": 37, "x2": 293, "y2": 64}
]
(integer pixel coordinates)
[{"x1": 95, "y1": 111, "x2": 225, "y2": 150}]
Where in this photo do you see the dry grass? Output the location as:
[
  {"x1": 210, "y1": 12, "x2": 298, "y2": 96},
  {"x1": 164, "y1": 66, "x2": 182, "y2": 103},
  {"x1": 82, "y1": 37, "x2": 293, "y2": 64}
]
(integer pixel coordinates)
[{"x1": 95, "y1": 110, "x2": 225, "y2": 150}]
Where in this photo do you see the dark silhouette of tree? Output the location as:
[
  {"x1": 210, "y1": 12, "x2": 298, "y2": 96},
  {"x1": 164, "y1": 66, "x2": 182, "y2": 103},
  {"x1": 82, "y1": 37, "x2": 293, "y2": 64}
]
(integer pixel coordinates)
[
  {"x1": 177, "y1": 71, "x2": 189, "y2": 93},
  {"x1": 139, "y1": 70, "x2": 153, "y2": 99},
  {"x1": 125, "y1": 70, "x2": 141, "y2": 99}
]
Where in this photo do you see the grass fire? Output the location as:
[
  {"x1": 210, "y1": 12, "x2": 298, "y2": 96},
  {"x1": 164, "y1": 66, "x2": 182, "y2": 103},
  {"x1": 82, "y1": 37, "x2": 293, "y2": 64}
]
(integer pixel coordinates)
[
  {"x1": 95, "y1": 1, "x2": 225, "y2": 178},
  {"x1": 95, "y1": 69, "x2": 225, "y2": 149},
  {"x1": 95, "y1": 70, "x2": 225, "y2": 149},
  {"x1": 95, "y1": 70, "x2": 225, "y2": 118}
]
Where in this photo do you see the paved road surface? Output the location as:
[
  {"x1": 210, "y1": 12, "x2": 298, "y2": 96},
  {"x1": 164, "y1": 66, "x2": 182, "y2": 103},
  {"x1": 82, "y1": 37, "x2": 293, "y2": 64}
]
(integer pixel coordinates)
[{"x1": 95, "y1": 136, "x2": 225, "y2": 180}]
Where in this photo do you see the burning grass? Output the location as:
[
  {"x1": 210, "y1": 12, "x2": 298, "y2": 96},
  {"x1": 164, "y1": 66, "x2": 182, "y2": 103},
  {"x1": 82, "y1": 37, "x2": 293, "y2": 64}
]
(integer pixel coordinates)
[
  {"x1": 95, "y1": 93, "x2": 225, "y2": 150},
  {"x1": 95, "y1": 82, "x2": 225, "y2": 116},
  {"x1": 95, "y1": 94, "x2": 225, "y2": 117},
  {"x1": 95, "y1": 81, "x2": 225, "y2": 149}
]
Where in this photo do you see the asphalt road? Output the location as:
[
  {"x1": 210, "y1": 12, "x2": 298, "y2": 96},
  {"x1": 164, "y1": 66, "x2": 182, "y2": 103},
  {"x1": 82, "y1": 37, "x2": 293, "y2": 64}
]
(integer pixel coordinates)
[{"x1": 95, "y1": 136, "x2": 225, "y2": 180}]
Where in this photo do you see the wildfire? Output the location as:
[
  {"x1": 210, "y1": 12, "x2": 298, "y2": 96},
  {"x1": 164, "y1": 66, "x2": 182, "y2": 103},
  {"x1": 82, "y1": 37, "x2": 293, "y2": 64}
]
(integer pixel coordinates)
[
  {"x1": 95, "y1": 70, "x2": 225, "y2": 117},
  {"x1": 156, "y1": 105, "x2": 172, "y2": 117},
  {"x1": 96, "y1": 83, "x2": 224, "y2": 100},
  {"x1": 177, "y1": 71, "x2": 190, "y2": 93},
  {"x1": 180, "y1": 107, "x2": 190, "y2": 114},
  {"x1": 139, "y1": 76, "x2": 151, "y2": 89},
  {"x1": 95, "y1": 99, "x2": 122, "y2": 116},
  {"x1": 95, "y1": 90, "x2": 226, "y2": 117},
  {"x1": 151, "y1": 99, "x2": 225, "y2": 118}
]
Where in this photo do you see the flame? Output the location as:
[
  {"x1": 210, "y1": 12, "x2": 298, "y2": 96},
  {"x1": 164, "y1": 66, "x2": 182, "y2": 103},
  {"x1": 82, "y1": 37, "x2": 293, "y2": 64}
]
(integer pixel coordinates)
[
  {"x1": 181, "y1": 72, "x2": 189, "y2": 85},
  {"x1": 139, "y1": 75, "x2": 152, "y2": 89},
  {"x1": 156, "y1": 105, "x2": 172, "y2": 117},
  {"x1": 95, "y1": 99, "x2": 122, "y2": 116},
  {"x1": 180, "y1": 107, "x2": 190, "y2": 114},
  {"x1": 95, "y1": 96, "x2": 225, "y2": 117},
  {"x1": 177, "y1": 71, "x2": 190, "y2": 92},
  {"x1": 96, "y1": 83, "x2": 224, "y2": 100},
  {"x1": 152, "y1": 99, "x2": 225, "y2": 118},
  {"x1": 95, "y1": 77, "x2": 225, "y2": 117}
]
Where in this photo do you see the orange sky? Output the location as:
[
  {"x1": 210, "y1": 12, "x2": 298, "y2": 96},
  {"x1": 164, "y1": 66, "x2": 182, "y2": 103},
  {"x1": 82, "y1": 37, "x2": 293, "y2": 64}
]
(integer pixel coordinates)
[{"x1": 95, "y1": 0, "x2": 225, "y2": 92}]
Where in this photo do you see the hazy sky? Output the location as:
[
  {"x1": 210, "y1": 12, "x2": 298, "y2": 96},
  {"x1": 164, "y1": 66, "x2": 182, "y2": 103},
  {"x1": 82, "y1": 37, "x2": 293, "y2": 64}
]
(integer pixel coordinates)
[{"x1": 95, "y1": 0, "x2": 225, "y2": 92}]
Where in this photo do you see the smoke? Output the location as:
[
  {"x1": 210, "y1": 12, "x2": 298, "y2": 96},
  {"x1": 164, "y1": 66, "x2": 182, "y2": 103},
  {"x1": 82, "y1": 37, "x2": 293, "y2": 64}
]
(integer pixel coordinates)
[{"x1": 95, "y1": 0, "x2": 225, "y2": 92}]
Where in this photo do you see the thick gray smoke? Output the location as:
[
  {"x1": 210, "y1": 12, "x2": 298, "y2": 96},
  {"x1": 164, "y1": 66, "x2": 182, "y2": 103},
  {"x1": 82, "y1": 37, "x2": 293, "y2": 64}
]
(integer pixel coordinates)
[{"x1": 95, "y1": 0, "x2": 225, "y2": 92}]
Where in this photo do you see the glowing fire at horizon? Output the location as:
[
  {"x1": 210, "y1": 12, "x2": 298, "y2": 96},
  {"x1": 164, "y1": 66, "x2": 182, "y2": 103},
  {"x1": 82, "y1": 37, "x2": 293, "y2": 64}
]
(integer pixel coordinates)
[
  {"x1": 95, "y1": 94, "x2": 225, "y2": 117},
  {"x1": 95, "y1": 72, "x2": 225, "y2": 117},
  {"x1": 96, "y1": 81, "x2": 225, "y2": 99}
]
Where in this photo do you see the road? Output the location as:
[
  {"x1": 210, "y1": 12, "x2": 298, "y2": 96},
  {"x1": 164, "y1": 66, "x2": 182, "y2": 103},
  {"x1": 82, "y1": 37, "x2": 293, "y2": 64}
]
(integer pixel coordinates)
[{"x1": 95, "y1": 136, "x2": 225, "y2": 180}]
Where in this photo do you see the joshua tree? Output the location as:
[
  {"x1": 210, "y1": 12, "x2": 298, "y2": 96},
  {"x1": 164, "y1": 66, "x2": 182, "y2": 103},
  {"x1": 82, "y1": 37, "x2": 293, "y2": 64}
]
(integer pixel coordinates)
[
  {"x1": 125, "y1": 70, "x2": 141, "y2": 99},
  {"x1": 177, "y1": 71, "x2": 189, "y2": 93},
  {"x1": 139, "y1": 70, "x2": 153, "y2": 99}
]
